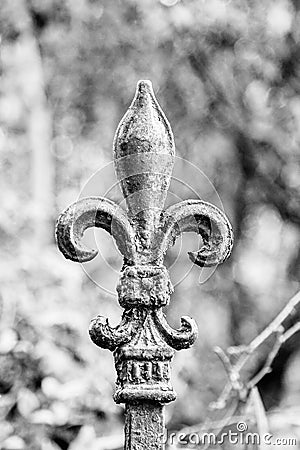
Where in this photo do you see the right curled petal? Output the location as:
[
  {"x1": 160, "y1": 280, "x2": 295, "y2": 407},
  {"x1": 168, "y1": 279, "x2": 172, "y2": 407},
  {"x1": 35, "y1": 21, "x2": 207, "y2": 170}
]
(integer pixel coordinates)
[{"x1": 154, "y1": 310, "x2": 198, "y2": 350}]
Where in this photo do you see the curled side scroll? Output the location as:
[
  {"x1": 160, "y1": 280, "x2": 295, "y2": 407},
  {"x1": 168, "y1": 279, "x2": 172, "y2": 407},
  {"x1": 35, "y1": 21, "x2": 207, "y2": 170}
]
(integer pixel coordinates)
[
  {"x1": 160, "y1": 200, "x2": 233, "y2": 267},
  {"x1": 89, "y1": 314, "x2": 133, "y2": 351},
  {"x1": 154, "y1": 309, "x2": 198, "y2": 350},
  {"x1": 55, "y1": 197, "x2": 137, "y2": 263}
]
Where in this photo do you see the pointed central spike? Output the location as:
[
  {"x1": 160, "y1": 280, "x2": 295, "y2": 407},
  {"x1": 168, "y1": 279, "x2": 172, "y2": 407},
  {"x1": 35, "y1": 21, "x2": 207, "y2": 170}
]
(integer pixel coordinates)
[
  {"x1": 135, "y1": 80, "x2": 155, "y2": 107},
  {"x1": 114, "y1": 79, "x2": 175, "y2": 157},
  {"x1": 114, "y1": 81, "x2": 175, "y2": 257}
]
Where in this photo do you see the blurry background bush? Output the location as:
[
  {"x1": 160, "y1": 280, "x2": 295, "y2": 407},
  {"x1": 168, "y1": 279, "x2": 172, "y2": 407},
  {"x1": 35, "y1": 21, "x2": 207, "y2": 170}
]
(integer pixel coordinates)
[{"x1": 0, "y1": 0, "x2": 299, "y2": 448}]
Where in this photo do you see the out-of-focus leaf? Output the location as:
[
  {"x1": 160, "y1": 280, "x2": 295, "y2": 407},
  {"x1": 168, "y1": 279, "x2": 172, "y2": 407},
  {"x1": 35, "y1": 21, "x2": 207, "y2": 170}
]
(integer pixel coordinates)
[
  {"x1": 50, "y1": 401, "x2": 69, "y2": 426},
  {"x1": 2, "y1": 436, "x2": 25, "y2": 450},
  {"x1": 0, "y1": 328, "x2": 18, "y2": 354},
  {"x1": 68, "y1": 425, "x2": 97, "y2": 450},
  {"x1": 17, "y1": 388, "x2": 40, "y2": 418},
  {"x1": 0, "y1": 421, "x2": 14, "y2": 441},
  {"x1": 40, "y1": 439, "x2": 62, "y2": 450},
  {"x1": 30, "y1": 409, "x2": 55, "y2": 425},
  {"x1": 41, "y1": 377, "x2": 62, "y2": 399}
]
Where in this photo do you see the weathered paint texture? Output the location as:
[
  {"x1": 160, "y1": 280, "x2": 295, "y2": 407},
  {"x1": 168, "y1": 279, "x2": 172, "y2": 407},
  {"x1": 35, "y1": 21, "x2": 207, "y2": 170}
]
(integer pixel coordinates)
[{"x1": 56, "y1": 80, "x2": 234, "y2": 449}]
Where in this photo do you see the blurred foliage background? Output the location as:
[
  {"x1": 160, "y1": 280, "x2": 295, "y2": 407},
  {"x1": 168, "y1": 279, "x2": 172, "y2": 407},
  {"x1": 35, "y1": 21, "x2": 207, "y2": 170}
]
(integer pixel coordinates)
[{"x1": 0, "y1": 0, "x2": 300, "y2": 449}]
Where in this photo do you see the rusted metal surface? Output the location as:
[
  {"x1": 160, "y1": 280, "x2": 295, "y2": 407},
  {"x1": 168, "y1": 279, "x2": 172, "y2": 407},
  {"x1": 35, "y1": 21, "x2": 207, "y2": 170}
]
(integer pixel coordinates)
[
  {"x1": 56, "y1": 80, "x2": 233, "y2": 449},
  {"x1": 124, "y1": 402, "x2": 164, "y2": 450}
]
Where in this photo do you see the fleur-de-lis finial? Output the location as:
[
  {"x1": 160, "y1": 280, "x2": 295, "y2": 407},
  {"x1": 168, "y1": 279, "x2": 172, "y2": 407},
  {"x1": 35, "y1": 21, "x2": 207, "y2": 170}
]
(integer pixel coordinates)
[{"x1": 56, "y1": 80, "x2": 233, "y2": 449}]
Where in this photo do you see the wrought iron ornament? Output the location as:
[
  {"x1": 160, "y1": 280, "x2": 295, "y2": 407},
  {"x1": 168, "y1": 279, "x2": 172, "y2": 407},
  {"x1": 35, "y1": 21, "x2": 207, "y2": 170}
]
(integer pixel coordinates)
[{"x1": 56, "y1": 80, "x2": 233, "y2": 449}]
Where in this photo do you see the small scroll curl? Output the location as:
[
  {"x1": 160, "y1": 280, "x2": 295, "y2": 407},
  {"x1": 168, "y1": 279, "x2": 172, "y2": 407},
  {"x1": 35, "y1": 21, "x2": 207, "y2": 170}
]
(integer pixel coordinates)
[
  {"x1": 160, "y1": 200, "x2": 233, "y2": 267},
  {"x1": 55, "y1": 197, "x2": 137, "y2": 263},
  {"x1": 154, "y1": 309, "x2": 198, "y2": 350},
  {"x1": 89, "y1": 314, "x2": 133, "y2": 351}
]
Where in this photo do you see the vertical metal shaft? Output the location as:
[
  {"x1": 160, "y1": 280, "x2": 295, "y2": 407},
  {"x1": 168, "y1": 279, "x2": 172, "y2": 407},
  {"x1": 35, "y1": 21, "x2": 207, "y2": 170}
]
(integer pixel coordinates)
[{"x1": 125, "y1": 402, "x2": 164, "y2": 450}]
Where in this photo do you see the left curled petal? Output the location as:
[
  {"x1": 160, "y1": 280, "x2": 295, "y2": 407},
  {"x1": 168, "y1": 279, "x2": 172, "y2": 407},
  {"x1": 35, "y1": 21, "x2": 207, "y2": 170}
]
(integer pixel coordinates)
[
  {"x1": 154, "y1": 310, "x2": 198, "y2": 350},
  {"x1": 55, "y1": 197, "x2": 137, "y2": 263},
  {"x1": 89, "y1": 315, "x2": 132, "y2": 351}
]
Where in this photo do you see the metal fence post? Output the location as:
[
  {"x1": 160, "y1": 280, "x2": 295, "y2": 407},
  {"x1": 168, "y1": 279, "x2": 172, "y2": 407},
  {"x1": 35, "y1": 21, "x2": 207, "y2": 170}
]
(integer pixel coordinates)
[{"x1": 56, "y1": 80, "x2": 233, "y2": 449}]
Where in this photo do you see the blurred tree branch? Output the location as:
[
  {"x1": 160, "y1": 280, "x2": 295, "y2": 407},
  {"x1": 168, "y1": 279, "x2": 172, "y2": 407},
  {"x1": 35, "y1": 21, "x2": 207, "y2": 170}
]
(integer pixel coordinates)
[
  {"x1": 2, "y1": 0, "x2": 55, "y2": 248},
  {"x1": 188, "y1": 43, "x2": 300, "y2": 228},
  {"x1": 177, "y1": 291, "x2": 300, "y2": 446},
  {"x1": 213, "y1": 290, "x2": 300, "y2": 408}
]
